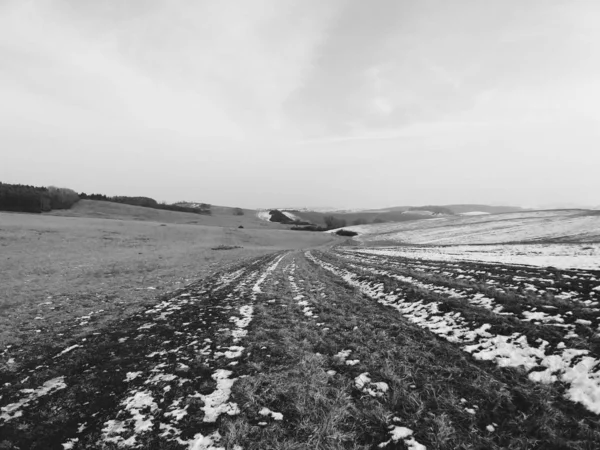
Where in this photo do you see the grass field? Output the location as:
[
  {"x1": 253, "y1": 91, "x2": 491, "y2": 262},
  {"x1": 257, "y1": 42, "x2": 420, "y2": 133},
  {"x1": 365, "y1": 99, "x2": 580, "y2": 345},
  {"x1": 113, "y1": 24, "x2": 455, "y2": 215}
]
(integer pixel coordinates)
[
  {"x1": 47, "y1": 200, "x2": 285, "y2": 229},
  {"x1": 2, "y1": 250, "x2": 599, "y2": 449},
  {"x1": 0, "y1": 209, "x2": 335, "y2": 350},
  {"x1": 340, "y1": 209, "x2": 600, "y2": 245},
  {"x1": 2, "y1": 205, "x2": 600, "y2": 449}
]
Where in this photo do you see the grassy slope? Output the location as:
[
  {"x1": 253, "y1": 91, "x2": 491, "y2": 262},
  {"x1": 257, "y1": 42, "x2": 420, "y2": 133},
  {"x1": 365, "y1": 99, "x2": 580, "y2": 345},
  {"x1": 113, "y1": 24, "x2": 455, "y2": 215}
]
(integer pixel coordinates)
[
  {"x1": 0, "y1": 210, "x2": 336, "y2": 349},
  {"x1": 293, "y1": 210, "x2": 433, "y2": 227},
  {"x1": 46, "y1": 200, "x2": 282, "y2": 229},
  {"x1": 362, "y1": 205, "x2": 525, "y2": 214},
  {"x1": 343, "y1": 209, "x2": 600, "y2": 245}
]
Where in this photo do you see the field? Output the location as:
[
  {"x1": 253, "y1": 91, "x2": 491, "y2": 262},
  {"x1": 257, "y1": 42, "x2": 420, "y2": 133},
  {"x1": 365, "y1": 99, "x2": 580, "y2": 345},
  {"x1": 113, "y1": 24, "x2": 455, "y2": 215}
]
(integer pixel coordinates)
[
  {"x1": 2, "y1": 207, "x2": 600, "y2": 449},
  {"x1": 48, "y1": 200, "x2": 285, "y2": 229},
  {"x1": 0, "y1": 209, "x2": 334, "y2": 348},
  {"x1": 340, "y1": 209, "x2": 600, "y2": 245},
  {"x1": 358, "y1": 244, "x2": 600, "y2": 271}
]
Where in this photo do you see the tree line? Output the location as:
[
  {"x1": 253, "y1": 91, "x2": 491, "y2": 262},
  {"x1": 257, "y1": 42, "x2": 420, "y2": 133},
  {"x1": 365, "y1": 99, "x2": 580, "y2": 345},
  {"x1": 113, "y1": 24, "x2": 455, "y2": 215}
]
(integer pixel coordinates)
[
  {"x1": 0, "y1": 183, "x2": 79, "y2": 213},
  {"x1": 0, "y1": 182, "x2": 211, "y2": 215},
  {"x1": 79, "y1": 193, "x2": 212, "y2": 215}
]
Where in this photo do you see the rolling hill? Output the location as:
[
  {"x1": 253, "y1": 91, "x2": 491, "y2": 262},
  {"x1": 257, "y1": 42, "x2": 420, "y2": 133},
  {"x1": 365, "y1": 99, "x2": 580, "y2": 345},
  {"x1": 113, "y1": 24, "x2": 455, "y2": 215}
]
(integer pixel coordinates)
[
  {"x1": 46, "y1": 200, "x2": 287, "y2": 229},
  {"x1": 332, "y1": 209, "x2": 600, "y2": 245},
  {"x1": 257, "y1": 204, "x2": 527, "y2": 229}
]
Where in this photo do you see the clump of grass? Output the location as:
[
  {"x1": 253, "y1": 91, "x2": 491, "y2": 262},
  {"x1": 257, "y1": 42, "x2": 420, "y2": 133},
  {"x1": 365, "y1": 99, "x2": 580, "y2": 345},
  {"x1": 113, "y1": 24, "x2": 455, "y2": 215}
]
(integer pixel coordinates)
[{"x1": 212, "y1": 245, "x2": 243, "y2": 250}]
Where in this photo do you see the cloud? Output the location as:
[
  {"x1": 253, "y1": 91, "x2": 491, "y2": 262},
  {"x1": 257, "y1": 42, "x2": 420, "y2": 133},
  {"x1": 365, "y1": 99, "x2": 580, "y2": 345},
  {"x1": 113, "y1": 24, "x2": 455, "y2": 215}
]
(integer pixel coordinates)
[
  {"x1": 0, "y1": 0, "x2": 340, "y2": 139},
  {"x1": 284, "y1": 0, "x2": 600, "y2": 141},
  {"x1": 1, "y1": 0, "x2": 599, "y2": 208}
]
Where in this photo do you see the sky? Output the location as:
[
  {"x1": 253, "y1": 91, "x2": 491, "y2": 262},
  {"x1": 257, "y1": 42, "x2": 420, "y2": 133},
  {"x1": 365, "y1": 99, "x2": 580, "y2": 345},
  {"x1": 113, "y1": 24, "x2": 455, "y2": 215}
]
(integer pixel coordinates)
[{"x1": 1, "y1": 0, "x2": 599, "y2": 209}]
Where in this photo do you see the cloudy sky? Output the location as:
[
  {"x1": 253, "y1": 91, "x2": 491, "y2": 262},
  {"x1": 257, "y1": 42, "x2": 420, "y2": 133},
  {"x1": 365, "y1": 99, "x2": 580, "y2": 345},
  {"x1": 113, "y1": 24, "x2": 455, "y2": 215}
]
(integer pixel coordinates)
[{"x1": 1, "y1": 0, "x2": 599, "y2": 208}]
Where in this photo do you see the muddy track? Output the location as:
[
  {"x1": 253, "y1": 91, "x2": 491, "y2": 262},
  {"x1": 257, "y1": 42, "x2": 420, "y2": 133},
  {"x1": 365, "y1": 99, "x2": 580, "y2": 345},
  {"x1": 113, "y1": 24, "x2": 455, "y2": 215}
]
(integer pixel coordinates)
[
  {"x1": 0, "y1": 253, "x2": 285, "y2": 449},
  {"x1": 2, "y1": 250, "x2": 600, "y2": 449}
]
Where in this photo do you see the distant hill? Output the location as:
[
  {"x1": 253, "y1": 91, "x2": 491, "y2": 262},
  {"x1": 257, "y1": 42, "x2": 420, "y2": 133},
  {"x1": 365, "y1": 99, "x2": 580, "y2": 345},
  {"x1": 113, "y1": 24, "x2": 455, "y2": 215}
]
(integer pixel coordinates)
[
  {"x1": 269, "y1": 204, "x2": 525, "y2": 228},
  {"x1": 353, "y1": 204, "x2": 525, "y2": 215},
  {"x1": 334, "y1": 209, "x2": 600, "y2": 245},
  {"x1": 287, "y1": 209, "x2": 434, "y2": 228},
  {"x1": 441, "y1": 204, "x2": 527, "y2": 214},
  {"x1": 45, "y1": 200, "x2": 286, "y2": 229}
]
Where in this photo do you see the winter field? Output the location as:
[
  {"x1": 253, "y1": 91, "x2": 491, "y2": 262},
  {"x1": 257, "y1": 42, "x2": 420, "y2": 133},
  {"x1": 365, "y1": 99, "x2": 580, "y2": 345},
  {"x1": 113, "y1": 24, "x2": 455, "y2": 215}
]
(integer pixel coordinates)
[
  {"x1": 2, "y1": 249, "x2": 600, "y2": 448},
  {"x1": 2, "y1": 209, "x2": 600, "y2": 449},
  {"x1": 341, "y1": 209, "x2": 600, "y2": 245},
  {"x1": 357, "y1": 243, "x2": 600, "y2": 271},
  {"x1": 0, "y1": 210, "x2": 333, "y2": 348}
]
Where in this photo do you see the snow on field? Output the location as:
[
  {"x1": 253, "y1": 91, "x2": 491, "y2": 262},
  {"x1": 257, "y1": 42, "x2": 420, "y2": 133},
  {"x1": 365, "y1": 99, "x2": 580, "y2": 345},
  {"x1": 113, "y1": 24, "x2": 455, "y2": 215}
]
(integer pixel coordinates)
[
  {"x1": 256, "y1": 211, "x2": 272, "y2": 222},
  {"x1": 257, "y1": 209, "x2": 301, "y2": 222},
  {"x1": 402, "y1": 210, "x2": 436, "y2": 216},
  {"x1": 252, "y1": 254, "x2": 286, "y2": 295},
  {"x1": 341, "y1": 210, "x2": 600, "y2": 245},
  {"x1": 281, "y1": 211, "x2": 301, "y2": 221},
  {"x1": 338, "y1": 249, "x2": 600, "y2": 305},
  {"x1": 460, "y1": 211, "x2": 491, "y2": 216},
  {"x1": 197, "y1": 369, "x2": 239, "y2": 422},
  {"x1": 378, "y1": 419, "x2": 426, "y2": 449},
  {"x1": 307, "y1": 252, "x2": 600, "y2": 415},
  {"x1": 355, "y1": 243, "x2": 600, "y2": 270},
  {"x1": 0, "y1": 377, "x2": 66, "y2": 422},
  {"x1": 355, "y1": 373, "x2": 389, "y2": 398},
  {"x1": 214, "y1": 269, "x2": 245, "y2": 291},
  {"x1": 259, "y1": 407, "x2": 284, "y2": 421},
  {"x1": 99, "y1": 255, "x2": 285, "y2": 448}
]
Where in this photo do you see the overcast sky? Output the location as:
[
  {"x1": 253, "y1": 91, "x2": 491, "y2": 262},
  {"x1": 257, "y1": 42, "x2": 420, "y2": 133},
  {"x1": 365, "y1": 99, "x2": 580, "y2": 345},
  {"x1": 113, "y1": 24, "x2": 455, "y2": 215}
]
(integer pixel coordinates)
[{"x1": 1, "y1": 0, "x2": 599, "y2": 209}]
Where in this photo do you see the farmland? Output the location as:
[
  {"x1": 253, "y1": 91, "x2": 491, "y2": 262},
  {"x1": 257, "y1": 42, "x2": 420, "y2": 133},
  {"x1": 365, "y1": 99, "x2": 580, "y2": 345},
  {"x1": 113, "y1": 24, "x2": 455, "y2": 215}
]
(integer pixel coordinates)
[
  {"x1": 0, "y1": 209, "x2": 334, "y2": 349},
  {"x1": 2, "y1": 237, "x2": 600, "y2": 448},
  {"x1": 341, "y1": 209, "x2": 600, "y2": 245}
]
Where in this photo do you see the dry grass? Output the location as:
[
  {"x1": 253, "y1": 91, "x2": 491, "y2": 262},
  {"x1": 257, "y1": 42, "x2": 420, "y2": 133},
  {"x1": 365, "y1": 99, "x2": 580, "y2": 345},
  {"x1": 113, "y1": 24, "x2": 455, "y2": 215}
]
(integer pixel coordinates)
[
  {"x1": 0, "y1": 210, "x2": 335, "y2": 349},
  {"x1": 219, "y1": 253, "x2": 600, "y2": 449},
  {"x1": 46, "y1": 199, "x2": 285, "y2": 229},
  {"x1": 2, "y1": 249, "x2": 599, "y2": 448}
]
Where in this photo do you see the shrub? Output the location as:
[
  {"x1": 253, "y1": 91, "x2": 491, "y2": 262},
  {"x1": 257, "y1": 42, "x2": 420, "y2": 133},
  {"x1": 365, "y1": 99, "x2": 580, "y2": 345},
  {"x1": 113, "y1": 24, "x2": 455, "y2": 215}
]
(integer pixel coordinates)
[
  {"x1": 232, "y1": 207, "x2": 244, "y2": 216},
  {"x1": 79, "y1": 192, "x2": 110, "y2": 201},
  {"x1": 79, "y1": 194, "x2": 212, "y2": 215},
  {"x1": 291, "y1": 225, "x2": 329, "y2": 232},
  {"x1": 335, "y1": 229, "x2": 358, "y2": 237},
  {"x1": 112, "y1": 196, "x2": 158, "y2": 208}
]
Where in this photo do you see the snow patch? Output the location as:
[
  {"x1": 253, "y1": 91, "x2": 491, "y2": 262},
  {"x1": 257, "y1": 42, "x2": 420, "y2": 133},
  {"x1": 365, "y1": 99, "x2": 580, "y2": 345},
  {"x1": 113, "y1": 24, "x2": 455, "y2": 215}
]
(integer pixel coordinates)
[
  {"x1": 1, "y1": 376, "x2": 67, "y2": 422},
  {"x1": 259, "y1": 407, "x2": 284, "y2": 421},
  {"x1": 198, "y1": 370, "x2": 240, "y2": 422}
]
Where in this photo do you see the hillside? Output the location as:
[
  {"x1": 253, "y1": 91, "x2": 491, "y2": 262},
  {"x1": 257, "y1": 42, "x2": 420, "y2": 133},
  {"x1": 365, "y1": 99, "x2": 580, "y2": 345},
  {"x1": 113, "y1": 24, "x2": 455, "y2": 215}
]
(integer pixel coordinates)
[
  {"x1": 441, "y1": 204, "x2": 526, "y2": 214},
  {"x1": 46, "y1": 200, "x2": 285, "y2": 229},
  {"x1": 263, "y1": 204, "x2": 525, "y2": 228},
  {"x1": 271, "y1": 209, "x2": 437, "y2": 227},
  {"x1": 0, "y1": 210, "x2": 337, "y2": 348},
  {"x1": 335, "y1": 209, "x2": 600, "y2": 245},
  {"x1": 336, "y1": 204, "x2": 525, "y2": 215}
]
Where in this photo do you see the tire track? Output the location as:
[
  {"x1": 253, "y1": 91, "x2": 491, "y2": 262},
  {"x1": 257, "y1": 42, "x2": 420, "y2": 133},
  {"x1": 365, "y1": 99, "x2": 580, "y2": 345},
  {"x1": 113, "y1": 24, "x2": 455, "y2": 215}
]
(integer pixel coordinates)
[
  {"x1": 308, "y1": 250, "x2": 600, "y2": 416},
  {"x1": 0, "y1": 253, "x2": 286, "y2": 449}
]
